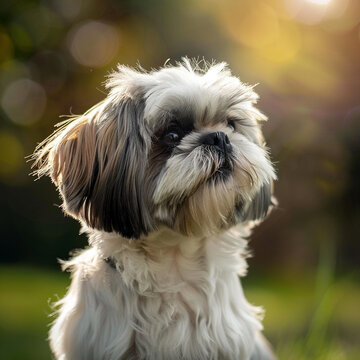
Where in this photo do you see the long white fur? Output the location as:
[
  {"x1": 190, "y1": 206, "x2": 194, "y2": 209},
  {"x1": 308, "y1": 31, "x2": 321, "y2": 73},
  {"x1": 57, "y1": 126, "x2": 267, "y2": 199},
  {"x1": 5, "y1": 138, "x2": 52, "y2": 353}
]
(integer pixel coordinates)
[{"x1": 50, "y1": 226, "x2": 264, "y2": 360}]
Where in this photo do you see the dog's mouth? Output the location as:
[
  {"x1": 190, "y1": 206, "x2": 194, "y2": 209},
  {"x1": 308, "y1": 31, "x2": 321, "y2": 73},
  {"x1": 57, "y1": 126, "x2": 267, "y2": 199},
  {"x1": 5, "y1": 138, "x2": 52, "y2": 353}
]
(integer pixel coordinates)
[
  {"x1": 209, "y1": 155, "x2": 234, "y2": 182},
  {"x1": 213, "y1": 162, "x2": 232, "y2": 180}
]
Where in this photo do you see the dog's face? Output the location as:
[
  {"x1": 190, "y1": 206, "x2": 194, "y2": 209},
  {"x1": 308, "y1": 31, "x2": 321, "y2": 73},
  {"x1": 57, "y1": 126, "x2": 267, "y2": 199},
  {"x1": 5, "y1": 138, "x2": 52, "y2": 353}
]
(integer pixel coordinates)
[{"x1": 34, "y1": 60, "x2": 276, "y2": 239}]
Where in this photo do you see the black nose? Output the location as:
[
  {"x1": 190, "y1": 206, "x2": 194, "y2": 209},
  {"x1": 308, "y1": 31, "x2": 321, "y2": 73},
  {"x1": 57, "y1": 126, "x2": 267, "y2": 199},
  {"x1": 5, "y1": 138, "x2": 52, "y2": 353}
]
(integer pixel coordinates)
[{"x1": 201, "y1": 132, "x2": 231, "y2": 153}]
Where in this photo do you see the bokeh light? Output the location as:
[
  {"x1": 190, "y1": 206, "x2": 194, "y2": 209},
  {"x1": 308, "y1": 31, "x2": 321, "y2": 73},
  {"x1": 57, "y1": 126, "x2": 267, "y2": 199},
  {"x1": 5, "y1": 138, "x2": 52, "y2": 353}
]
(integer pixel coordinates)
[
  {"x1": 255, "y1": 21, "x2": 302, "y2": 63},
  {"x1": 0, "y1": 60, "x2": 30, "y2": 92},
  {"x1": 1, "y1": 78, "x2": 46, "y2": 125},
  {"x1": 218, "y1": 2, "x2": 280, "y2": 49},
  {"x1": 50, "y1": 0, "x2": 83, "y2": 20},
  {"x1": 285, "y1": 0, "x2": 350, "y2": 25},
  {"x1": 67, "y1": 21, "x2": 120, "y2": 68},
  {"x1": 307, "y1": 0, "x2": 332, "y2": 4}
]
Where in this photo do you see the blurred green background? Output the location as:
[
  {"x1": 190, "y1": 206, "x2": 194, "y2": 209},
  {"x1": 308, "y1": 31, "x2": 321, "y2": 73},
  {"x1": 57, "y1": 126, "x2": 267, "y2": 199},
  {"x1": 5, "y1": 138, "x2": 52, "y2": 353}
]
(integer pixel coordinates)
[{"x1": 0, "y1": 0, "x2": 359, "y2": 359}]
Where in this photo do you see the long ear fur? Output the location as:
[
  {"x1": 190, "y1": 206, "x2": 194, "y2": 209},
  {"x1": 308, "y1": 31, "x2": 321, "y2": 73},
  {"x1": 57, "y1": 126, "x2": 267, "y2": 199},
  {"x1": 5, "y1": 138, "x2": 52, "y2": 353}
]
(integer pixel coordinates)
[{"x1": 33, "y1": 94, "x2": 154, "y2": 239}]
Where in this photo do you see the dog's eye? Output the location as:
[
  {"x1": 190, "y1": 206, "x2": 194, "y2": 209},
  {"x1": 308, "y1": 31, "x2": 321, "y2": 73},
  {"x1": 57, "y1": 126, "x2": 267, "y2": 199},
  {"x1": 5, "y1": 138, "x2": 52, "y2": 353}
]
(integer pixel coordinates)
[
  {"x1": 163, "y1": 132, "x2": 180, "y2": 145},
  {"x1": 227, "y1": 119, "x2": 235, "y2": 131}
]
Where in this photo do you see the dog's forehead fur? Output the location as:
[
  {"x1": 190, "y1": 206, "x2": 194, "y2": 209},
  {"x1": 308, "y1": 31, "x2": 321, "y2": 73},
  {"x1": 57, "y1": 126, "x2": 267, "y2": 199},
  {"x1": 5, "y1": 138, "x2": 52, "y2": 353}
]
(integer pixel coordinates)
[{"x1": 107, "y1": 60, "x2": 266, "y2": 135}]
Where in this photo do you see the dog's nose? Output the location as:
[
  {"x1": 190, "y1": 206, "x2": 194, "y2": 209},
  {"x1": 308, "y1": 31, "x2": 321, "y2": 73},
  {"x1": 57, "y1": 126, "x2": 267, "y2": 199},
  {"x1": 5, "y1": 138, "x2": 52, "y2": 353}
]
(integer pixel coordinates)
[{"x1": 202, "y1": 132, "x2": 231, "y2": 153}]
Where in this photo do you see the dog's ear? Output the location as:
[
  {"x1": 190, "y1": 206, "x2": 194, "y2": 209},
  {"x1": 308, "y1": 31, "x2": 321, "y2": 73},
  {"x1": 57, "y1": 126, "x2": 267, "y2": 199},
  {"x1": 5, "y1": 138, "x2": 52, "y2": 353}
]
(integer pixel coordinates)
[
  {"x1": 240, "y1": 182, "x2": 276, "y2": 222},
  {"x1": 33, "y1": 91, "x2": 154, "y2": 239}
]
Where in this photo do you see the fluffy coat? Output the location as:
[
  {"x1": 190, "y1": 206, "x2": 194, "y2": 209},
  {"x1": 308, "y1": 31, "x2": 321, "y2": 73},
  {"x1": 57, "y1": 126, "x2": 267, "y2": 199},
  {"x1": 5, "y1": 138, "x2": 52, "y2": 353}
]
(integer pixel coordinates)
[{"x1": 33, "y1": 59, "x2": 276, "y2": 360}]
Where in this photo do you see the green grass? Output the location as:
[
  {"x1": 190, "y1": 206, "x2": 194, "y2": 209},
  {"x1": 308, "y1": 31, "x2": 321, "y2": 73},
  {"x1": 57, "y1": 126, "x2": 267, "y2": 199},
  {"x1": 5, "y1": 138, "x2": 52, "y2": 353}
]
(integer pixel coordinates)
[
  {"x1": 0, "y1": 266, "x2": 69, "y2": 360},
  {"x1": 245, "y1": 273, "x2": 360, "y2": 360},
  {"x1": 0, "y1": 265, "x2": 359, "y2": 359}
]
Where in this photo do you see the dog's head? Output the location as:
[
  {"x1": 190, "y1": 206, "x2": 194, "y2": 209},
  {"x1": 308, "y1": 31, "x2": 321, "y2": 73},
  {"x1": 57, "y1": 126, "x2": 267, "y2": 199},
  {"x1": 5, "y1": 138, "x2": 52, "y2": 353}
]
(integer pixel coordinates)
[{"x1": 33, "y1": 59, "x2": 276, "y2": 238}]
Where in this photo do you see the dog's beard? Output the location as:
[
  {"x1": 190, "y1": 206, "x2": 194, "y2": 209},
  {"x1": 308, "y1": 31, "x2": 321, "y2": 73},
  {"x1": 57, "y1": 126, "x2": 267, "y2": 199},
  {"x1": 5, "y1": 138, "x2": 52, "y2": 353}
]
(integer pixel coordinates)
[{"x1": 152, "y1": 131, "x2": 273, "y2": 236}]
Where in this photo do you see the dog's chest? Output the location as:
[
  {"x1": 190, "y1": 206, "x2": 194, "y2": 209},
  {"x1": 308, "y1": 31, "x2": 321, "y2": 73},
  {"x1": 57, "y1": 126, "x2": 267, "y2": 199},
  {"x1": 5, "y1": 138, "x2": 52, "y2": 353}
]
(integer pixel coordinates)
[{"x1": 110, "y1": 244, "x2": 253, "y2": 360}]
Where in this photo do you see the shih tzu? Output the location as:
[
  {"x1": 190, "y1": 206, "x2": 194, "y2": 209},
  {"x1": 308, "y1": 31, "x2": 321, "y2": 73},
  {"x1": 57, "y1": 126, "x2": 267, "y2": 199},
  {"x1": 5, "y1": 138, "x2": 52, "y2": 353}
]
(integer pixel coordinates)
[{"x1": 33, "y1": 59, "x2": 276, "y2": 360}]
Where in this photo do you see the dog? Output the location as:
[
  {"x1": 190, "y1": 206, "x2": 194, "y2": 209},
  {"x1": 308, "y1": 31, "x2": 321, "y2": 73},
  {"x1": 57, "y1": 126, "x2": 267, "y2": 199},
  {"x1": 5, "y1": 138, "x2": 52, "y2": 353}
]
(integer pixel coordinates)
[{"x1": 33, "y1": 59, "x2": 276, "y2": 360}]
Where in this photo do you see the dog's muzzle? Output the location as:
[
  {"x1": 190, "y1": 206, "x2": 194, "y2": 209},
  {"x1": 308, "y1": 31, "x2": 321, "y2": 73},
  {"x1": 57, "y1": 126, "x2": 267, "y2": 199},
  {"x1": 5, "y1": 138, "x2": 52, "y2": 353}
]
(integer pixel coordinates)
[
  {"x1": 201, "y1": 131, "x2": 232, "y2": 156},
  {"x1": 201, "y1": 131, "x2": 234, "y2": 179}
]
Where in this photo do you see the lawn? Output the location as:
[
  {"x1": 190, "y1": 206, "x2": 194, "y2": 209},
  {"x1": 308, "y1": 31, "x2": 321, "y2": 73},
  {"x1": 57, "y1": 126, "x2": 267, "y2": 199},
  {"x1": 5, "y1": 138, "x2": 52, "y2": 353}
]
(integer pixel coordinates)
[{"x1": 0, "y1": 265, "x2": 359, "y2": 359}]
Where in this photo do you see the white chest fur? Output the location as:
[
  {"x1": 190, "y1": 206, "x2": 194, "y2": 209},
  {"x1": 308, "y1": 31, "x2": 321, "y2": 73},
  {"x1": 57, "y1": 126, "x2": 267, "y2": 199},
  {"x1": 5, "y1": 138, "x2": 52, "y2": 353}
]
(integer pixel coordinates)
[{"x1": 49, "y1": 227, "x2": 263, "y2": 360}]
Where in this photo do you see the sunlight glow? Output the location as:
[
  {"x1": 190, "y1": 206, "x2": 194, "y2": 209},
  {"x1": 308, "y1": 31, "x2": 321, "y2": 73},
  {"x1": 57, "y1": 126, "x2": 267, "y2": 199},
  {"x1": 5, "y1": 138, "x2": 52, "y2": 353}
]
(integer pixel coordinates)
[{"x1": 306, "y1": 0, "x2": 332, "y2": 5}]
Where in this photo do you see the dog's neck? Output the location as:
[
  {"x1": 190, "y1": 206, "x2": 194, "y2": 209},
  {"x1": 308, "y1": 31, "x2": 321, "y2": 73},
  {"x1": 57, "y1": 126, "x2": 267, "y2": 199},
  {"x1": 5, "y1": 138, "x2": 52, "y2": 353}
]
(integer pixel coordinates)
[{"x1": 86, "y1": 225, "x2": 252, "y2": 296}]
